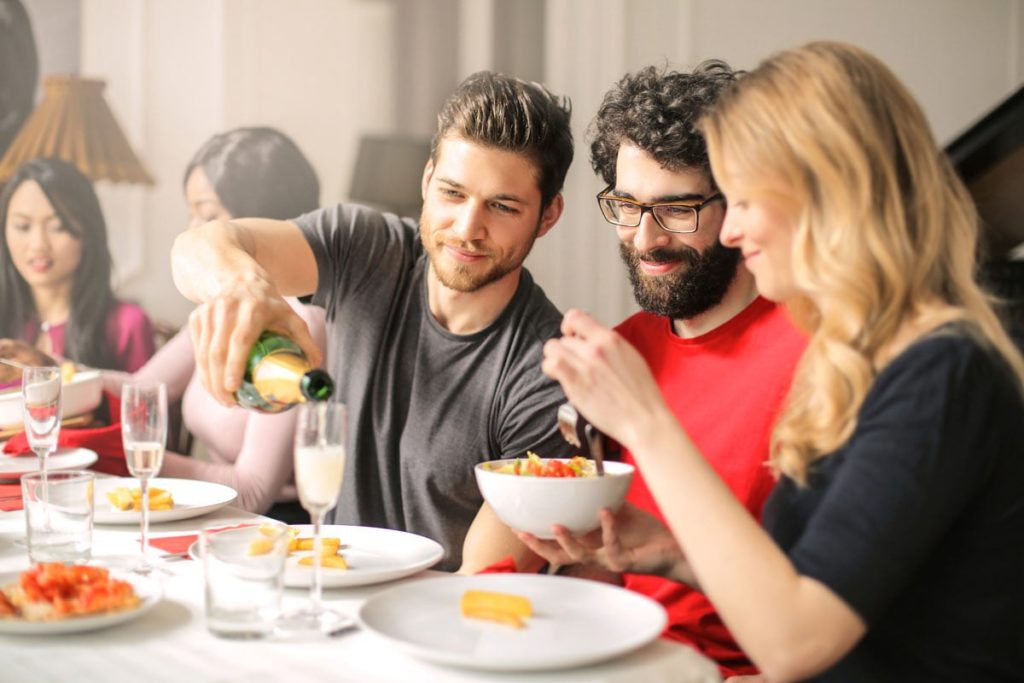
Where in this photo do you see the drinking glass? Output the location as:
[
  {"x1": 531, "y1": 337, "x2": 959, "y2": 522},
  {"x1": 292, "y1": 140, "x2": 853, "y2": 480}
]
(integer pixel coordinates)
[
  {"x1": 22, "y1": 365, "x2": 63, "y2": 478},
  {"x1": 120, "y1": 382, "x2": 167, "y2": 574},
  {"x1": 279, "y1": 401, "x2": 348, "y2": 633},
  {"x1": 22, "y1": 470, "x2": 94, "y2": 564}
]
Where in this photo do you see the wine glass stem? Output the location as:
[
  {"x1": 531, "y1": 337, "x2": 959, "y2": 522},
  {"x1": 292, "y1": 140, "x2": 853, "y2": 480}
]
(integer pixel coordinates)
[
  {"x1": 310, "y1": 511, "x2": 325, "y2": 615},
  {"x1": 36, "y1": 447, "x2": 48, "y2": 482},
  {"x1": 139, "y1": 477, "x2": 150, "y2": 570}
]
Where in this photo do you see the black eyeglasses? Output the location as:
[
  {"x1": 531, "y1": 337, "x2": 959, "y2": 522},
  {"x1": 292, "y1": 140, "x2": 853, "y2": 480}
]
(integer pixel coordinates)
[{"x1": 596, "y1": 186, "x2": 724, "y2": 234}]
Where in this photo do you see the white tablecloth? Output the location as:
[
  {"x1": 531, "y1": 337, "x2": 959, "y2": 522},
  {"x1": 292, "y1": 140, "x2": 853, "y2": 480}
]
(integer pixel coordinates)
[{"x1": 0, "y1": 506, "x2": 721, "y2": 683}]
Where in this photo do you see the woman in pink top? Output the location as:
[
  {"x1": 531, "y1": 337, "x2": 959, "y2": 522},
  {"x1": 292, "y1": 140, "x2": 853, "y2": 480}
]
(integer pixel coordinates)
[
  {"x1": 0, "y1": 157, "x2": 155, "y2": 371},
  {"x1": 111, "y1": 128, "x2": 325, "y2": 522}
]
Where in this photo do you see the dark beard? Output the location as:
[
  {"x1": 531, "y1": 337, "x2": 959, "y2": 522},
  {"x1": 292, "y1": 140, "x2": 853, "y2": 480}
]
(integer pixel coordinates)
[
  {"x1": 420, "y1": 214, "x2": 540, "y2": 293},
  {"x1": 620, "y1": 240, "x2": 741, "y2": 320}
]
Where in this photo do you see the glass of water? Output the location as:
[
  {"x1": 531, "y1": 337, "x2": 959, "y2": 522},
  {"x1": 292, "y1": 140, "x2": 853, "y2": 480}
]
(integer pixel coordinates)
[
  {"x1": 120, "y1": 382, "x2": 167, "y2": 574},
  {"x1": 21, "y1": 470, "x2": 94, "y2": 563},
  {"x1": 202, "y1": 522, "x2": 290, "y2": 638}
]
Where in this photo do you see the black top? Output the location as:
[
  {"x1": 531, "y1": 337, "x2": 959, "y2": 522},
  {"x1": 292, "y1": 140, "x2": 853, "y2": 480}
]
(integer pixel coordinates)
[{"x1": 764, "y1": 325, "x2": 1024, "y2": 682}]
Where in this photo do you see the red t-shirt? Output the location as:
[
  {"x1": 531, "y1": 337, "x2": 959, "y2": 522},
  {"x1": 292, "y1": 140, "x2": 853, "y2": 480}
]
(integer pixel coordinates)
[{"x1": 616, "y1": 297, "x2": 806, "y2": 677}]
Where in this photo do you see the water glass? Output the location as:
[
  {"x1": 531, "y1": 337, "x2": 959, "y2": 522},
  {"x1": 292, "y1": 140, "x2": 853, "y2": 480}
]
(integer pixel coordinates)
[
  {"x1": 21, "y1": 470, "x2": 94, "y2": 564},
  {"x1": 202, "y1": 523, "x2": 290, "y2": 639}
]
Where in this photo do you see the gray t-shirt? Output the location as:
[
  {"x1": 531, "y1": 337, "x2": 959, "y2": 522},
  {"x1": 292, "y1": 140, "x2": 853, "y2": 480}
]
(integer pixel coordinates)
[{"x1": 295, "y1": 203, "x2": 572, "y2": 570}]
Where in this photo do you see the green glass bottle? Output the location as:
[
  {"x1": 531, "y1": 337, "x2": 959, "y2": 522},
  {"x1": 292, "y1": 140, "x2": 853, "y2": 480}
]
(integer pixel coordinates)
[{"x1": 234, "y1": 331, "x2": 334, "y2": 413}]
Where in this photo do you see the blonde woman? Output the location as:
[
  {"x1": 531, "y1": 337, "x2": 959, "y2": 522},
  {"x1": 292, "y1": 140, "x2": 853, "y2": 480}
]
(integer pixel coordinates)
[{"x1": 530, "y1": 42, "x2": 1024, "y2": 681}]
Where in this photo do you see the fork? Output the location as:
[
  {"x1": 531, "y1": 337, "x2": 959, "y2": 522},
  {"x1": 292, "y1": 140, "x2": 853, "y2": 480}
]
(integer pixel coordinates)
[{"x1": 556, "y1": 403, "x2": 605, "y2": 476}]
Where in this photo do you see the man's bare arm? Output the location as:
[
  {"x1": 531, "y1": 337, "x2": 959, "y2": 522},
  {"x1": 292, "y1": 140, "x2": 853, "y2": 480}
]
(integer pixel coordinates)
[
  {"x1": 171, "y1": 218, "x2": 322, "y2": 403},
  {"x1": 172, "y1": 218, "x2": 317, "y2": 302}
]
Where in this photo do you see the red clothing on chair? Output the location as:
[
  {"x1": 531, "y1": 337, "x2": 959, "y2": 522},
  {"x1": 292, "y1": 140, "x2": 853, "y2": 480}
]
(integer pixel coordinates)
[{"x1": 3, "y1": 391, "x2": 129, "y2": 476}]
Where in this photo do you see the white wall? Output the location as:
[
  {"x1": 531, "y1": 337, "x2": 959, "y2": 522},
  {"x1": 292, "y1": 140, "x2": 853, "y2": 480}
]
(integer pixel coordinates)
[
  {"x1": 78, "y1": 0, "x2": 396, "y2": 328},
  {"x1": 61, "y1": 0, "x2": 1024, "y2": 327}
]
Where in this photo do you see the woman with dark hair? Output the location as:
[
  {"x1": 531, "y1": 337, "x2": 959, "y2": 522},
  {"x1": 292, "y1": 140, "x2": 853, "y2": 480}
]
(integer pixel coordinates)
[
  {"x1": 183, "y1": 126, "x2": 320, "y2": 227},
  {"x1": 1, "y1": 157, "x2": 155, "y2": 371},
  {"x1": 109, "y1": 127, "x2": 326, "y2": 522}
]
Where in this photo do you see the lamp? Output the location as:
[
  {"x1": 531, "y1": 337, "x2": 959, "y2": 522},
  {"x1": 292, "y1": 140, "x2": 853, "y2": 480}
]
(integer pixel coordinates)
[{"x1": 0, "y1": 74, "x2": 153, "y2": 185}]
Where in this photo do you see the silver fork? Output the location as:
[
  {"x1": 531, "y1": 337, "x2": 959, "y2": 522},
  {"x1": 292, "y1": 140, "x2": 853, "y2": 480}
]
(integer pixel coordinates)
[{"x1": 556, "y1": 403, "x2": 605, "y2": 476}]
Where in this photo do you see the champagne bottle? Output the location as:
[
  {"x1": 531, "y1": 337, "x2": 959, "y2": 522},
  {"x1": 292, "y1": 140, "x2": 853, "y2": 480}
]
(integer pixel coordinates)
[{"x1": 235, "y1": 331, "x2": 333, "y2": 413}]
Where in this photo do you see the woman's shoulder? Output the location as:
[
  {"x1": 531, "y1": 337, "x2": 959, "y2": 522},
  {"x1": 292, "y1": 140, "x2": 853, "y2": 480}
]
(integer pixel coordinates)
[
  {"x1": 105, "y1": 299, "x2": 157, "y2": 372},
  {"x1": 107, "y1": 300, "x2": 154, "y2": 327},
  {"x1": 874, "y1": 322, "x2": 1021, "y2": 402}
]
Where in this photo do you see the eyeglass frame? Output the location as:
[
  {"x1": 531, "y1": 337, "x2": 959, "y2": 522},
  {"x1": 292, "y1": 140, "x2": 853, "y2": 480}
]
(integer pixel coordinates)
[{"x1": 595, "y1": 185, "x2": 725, "y2": 234}]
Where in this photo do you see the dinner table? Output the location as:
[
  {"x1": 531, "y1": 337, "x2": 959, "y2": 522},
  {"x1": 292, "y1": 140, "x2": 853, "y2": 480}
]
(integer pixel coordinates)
[{"x1": 0, "y1": 491, "x2": 722, "y2": 682}]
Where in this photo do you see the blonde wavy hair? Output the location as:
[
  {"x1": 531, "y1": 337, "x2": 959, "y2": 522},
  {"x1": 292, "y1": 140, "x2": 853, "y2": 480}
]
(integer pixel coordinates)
[{"x1": 701, "y1": 41, "x2": 1024, "y2": 484}]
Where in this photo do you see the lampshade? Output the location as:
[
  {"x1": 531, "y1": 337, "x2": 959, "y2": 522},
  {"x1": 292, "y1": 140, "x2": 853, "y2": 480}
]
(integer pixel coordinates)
[{"x1": 0, "y1": 74, "x2": 154, "y2": 185}]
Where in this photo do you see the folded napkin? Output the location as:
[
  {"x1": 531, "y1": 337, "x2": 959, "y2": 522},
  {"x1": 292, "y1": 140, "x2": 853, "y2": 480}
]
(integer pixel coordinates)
[
  {"x1": 477, "y1": 555, "x2": 519, "y2": 574},
  {"x1": 146, "y1": 523, "x2": 257, "y2": 558},
  {"x1": 0, "y1": 483, "x2": 22, "y2": 512},
  {"x1": 2, "y1": 391, "x2": 130, "y2": 476}
]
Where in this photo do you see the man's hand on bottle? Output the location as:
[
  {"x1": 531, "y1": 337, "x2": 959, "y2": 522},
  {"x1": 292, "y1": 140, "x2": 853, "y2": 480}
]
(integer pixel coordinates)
[{"x1": 189, "y1": 272, "x2": 322, "y2": 406}]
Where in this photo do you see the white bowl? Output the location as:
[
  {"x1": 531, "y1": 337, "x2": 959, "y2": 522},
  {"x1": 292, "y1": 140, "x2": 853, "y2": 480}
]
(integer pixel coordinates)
[
  {"x1": 475, "y1": 458, "x2": 635, "y2": 539},
  {"x1": 0, "y1": 369, "x2": 103, "y2": 429}
]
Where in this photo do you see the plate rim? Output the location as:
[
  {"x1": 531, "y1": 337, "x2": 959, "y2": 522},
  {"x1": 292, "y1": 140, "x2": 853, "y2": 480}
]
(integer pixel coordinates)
[
  {"x1": 186, "y1": 524, "x2": 445, "y2": 588},
  {"x1": 93, "y1": 476, "x2": 238, "y2": 525},
  {"x1": 0, "y1": 447, "x2": 99, "y2": 481},
  {"x1": 357, "y1": 573, "x2": 668, "y2": 672},
  {"x1": 0, "y1": 567, "x2": 162, "y2": 635}
]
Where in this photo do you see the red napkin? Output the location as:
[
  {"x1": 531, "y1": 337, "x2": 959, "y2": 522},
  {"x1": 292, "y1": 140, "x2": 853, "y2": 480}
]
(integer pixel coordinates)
[
  {"x1": 3, "y1": 391, "x2": 130, "y2": 476},
  {"x1": 477, "y1": 556, "x2": 519, "y2": 574},
  {"x1": 0, "y1": 483, "x2": 22, "y2": 512},
  {"x1": 146, "y1": 523, "x2": 257, "y2": 558}
]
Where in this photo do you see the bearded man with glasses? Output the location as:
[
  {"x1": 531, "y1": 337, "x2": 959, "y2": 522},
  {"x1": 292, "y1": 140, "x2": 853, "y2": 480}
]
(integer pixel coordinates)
[{"x1": 468, "y1": 63, "x2": 808, "y2": 680}]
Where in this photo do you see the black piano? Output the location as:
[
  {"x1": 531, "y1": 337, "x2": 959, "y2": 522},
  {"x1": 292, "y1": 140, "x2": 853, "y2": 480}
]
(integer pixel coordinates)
[{"x1": 947, "y1": 85, "x2": 1024, "y2": 348}]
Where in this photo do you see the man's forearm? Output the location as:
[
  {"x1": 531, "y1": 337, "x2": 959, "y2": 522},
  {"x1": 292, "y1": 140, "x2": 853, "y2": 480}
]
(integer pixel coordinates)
[{"x1": 172, "y1": 220, "x2": 264, "y2": 303}]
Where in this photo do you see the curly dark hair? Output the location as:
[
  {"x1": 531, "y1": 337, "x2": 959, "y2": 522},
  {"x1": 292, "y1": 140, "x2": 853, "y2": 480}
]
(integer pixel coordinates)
[
  {"x1": 589, "y1": 61, "x2": 739, "y2": 186},
  {"x1": 433, "y1": 71, "x2": 573, "y2": 209}
]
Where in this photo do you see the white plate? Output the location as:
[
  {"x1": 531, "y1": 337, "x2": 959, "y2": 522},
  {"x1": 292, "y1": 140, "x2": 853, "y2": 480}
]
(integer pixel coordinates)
[
  {"x1": 94, "y1": 477, "x2": 237, "y2": 524},
  {"x1": 0, "y1": 569, "x2": 161, "y2": 635},
  {"x1": 0, "y1": 369, "x2": 104, "y2": 429},
  {"x1": 0, "y1": 447, "x2": 98, "y2": 481},
  {"x1": 188, "y1": 524, "x2": 444, "y2": 588},
  {"x1": 359, "y1": 574, "x2": 667, "y2": 672}
]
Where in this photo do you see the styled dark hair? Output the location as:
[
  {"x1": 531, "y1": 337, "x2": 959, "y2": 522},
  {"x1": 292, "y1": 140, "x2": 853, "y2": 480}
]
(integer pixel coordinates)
[
  {"x1": 431, "y1": 71, "x2": 573, "y2": 208},
  {"x1": 0, "y1": 157, "x2": 116, "y2": 368},
  {"x1": 589, "y1": 61, "x2": 739, "y2": 186},
  {"x1": 183, "y1": 127, "x2": 320, "y2": 220}
]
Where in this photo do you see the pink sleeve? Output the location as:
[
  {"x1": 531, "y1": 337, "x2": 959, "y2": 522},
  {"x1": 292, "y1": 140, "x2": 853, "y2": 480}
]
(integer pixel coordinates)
[
  {"x1": 132, "y1": 327, "x2": 195, "y2": 401},
  {"x1": 107, "y1": 302, "x2": 157, "y2": 373}
]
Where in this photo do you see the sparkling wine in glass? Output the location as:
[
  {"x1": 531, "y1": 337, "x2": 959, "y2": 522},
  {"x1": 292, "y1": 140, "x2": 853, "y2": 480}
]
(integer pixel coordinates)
[
  {"x1": 22, "y1": 366, "x2": 63, "y2": 478},
  {"x1": 120, "y1": 382, "x2": 167, "y2": 575},
  {"x1": 280, "y1": 401, "x2": 348, "y2": 634}
]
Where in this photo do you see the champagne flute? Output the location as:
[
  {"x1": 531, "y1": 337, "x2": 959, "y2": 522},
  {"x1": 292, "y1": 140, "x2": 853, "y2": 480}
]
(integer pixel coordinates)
[
  {"x1": 22, "y1": 366, "x2": 63, "y2": 478},
  {"x1": 120, "y1": 382, "x2": 167, "y2": 575},
  {"x1": 280, "y1": 401, "x2": 348, "y2": 633}
]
